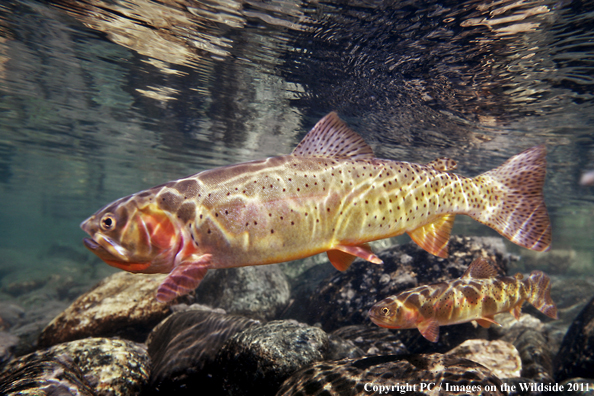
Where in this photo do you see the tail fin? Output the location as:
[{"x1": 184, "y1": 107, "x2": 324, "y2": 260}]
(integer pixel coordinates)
[
  {"x1": 471, "y1": 145, "x2": 551, "y2": 252},
  {"x1": 525, "y1": 270, "x2": 557, "y2": 319}
]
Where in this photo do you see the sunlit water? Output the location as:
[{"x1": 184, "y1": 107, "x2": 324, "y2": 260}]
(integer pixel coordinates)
[{"x1": 1, "y1": 0, "x2": 594, "y2": 337}]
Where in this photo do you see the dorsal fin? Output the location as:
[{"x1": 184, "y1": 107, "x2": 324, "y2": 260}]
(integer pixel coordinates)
[
  {"x1": 292, "y1": 112, "x2": 374, "y2": 159},
  {"x1": 461, "y1": 257, "x2": 499, "y2": 279},
  {"x1": 426, "y1": 157, "x2": 457, "y2": 172}
]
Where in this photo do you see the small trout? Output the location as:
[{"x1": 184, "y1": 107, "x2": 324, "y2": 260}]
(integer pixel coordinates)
[
  {"x1": 80, "y1": 113, "x2": 551, "y2": 302},
  {"x1": 368, "y1": 257, "x2": 558, "y2": 342}
]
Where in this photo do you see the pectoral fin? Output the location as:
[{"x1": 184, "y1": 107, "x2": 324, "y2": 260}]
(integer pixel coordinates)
[
  {"x1": 407, "y1": 214, "x2": 455, "y2": 258},
  {"x1": 418, "y1": 319, "x2": 440, "y2": 342},
  {"x1": 327, "y1": 243, "x2": 383, "y2": 271},
  {"x1": 156, "y1": 254, "x2": 212, "y2": 302}
]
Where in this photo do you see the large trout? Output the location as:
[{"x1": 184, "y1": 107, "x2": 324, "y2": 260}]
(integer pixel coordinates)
[{"x1": 81, "y1": 113, "x2": 551, "y2": 302}]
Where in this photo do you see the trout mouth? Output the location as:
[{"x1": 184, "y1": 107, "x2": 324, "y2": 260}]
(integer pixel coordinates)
[
  {"x1": 369, "y1": 317, "x2": 400, "y2": 329},
  {"x1": 83, "y1": 235, "x2": 130, "y2": 263},
  {"x1": 83, "y1": 237, "x2": 152, "y2": 272},
  {"x1": 368, "y1": 315, "x2": 397, "y2": 329}
]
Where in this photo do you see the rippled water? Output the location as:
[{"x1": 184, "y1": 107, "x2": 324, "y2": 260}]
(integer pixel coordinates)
[{"x1": 1, "y1": 0, "x2": 594, "y2": 326}]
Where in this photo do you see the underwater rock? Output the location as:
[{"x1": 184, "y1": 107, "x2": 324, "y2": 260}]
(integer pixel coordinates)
[
  {"x1": 277, "y1": 353, "x2": 504, "y2": 396},
  {"x1": 300, "y1": 236, "x2": 507, "y2": 351},
  {"x1": 280, "y1": 262, "x2": 336, "y2": 321},
  {"x1": 0, "y1": 331, "x2": 19, "y2": 368},
  {"x1": 326, "y1": 334, "x2": 365, "y2": 360},
  {"x1": 330, "y1": 325, "x2": 409, "y2": 356},
  {"x1": 146, "y1": 309, "x2": 260, "y2": 395},
  {"x1": 169, "y1": 302, "x2": 227, "y2": 314},
  {"x1": 37, "y1": 272, "x2": 191, "y2": 348},
  {"x1": 490, "y1": 313, "x2": 554, "y2": 382},
  {"x1": 6, "y1": 299, "x2": 71, "y2": 356},
  {"x1": 0, "y1": 337, "x2": 148, "y2": 396},
  {"x1": 0, "y1": 303, "x2": 24, "y2": 331},
  {"x1": 47, "y1": 338, "x2": 150, "y2": 396},
  {"x1": 193, "y1": 265, "x2": 290, "y2": 321},
  {"x1": 554, "y1": 293, "x2": 594, "y2": 382},
  {"x1": 216, "y1": 320, "x2": 330, "y2": 396},
  {"x1": 446, "y1": 339, "x2": 521, "y2": 379},
  {"x1": 277, "y1": 254, "x2": 332, "y2": 283},
  {"x1": 1, "y1": 279, "x2": 48, "y2": 297},
  {"x1": 0, "y1": 352, "x2": 95, "y2": 396}
]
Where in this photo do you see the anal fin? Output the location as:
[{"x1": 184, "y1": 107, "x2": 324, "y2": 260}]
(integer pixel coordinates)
[
  {"x1": 407, "y1": 214, "x2": 455, "y2": 258},
  {"x1": 327, "y1": 243, "x2": 383, "y2": 271},
  {"x1": 156, "y1": 254, "x2": 212, "y2": 302}
]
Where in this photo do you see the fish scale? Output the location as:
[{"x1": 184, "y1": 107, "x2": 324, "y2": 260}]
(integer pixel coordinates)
[{"x1": 80, "y1": 112, "x2": 552, "y2": 302}]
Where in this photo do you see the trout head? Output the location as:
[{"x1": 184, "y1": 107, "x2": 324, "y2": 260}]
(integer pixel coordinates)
[
  {"x1": 368, "y1": 297, "x2": 419, "y2": 329},
  {"x1": 80, "y1": 191, "x2": 183, "y2": 274}
]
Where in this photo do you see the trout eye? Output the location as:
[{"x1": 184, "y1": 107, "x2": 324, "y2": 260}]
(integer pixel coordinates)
[
  {"x1": 381, "y1": 307, "x2": 390, "y2": 316},
  {"x1": 100, "y1": 214, "x2": 116, "y2": 231}
]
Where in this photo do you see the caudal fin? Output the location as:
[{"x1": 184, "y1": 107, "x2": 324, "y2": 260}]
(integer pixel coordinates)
[
  {"x1": 472, "y1": 145, "x2": 551, "y2": 252},
  {"x1": 526, "y1": 270, "x2": 557, "y2": 319}
]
